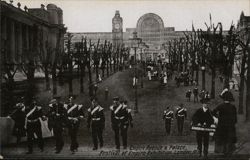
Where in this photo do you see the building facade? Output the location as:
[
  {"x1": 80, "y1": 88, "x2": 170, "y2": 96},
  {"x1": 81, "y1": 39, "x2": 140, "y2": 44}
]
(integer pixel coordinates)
[
  {"x1": 1, "y1": 1, "x2": 66, "y2": 81},
  {"x1": 70, "y1": 11, "x2": 186, "y2": 62}
]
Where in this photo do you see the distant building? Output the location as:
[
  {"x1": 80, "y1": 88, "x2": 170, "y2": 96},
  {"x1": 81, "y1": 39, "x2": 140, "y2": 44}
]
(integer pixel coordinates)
[
  {"x1": 235, "y1": 11, "x2": 250, "y2": 76},
  {"x1": 1, "y1": 1, "x2": 66, "y2": 81},
  {"x1": 237, "y1": 11, "x2": 250, "y2": 43},
  {"x1": 70, "y1": 11, "x2": 187, "y2": 62}
]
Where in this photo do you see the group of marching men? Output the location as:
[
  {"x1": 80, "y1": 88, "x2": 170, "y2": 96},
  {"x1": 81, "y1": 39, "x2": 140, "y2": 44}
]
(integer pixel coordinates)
[
  {"x1": 162, "y1": 104, "x2": 187, "y2": 136},
  {"x1": 7, "y1": 96, "x2": 133, "y2": 154},
  {"x1": 163, "y1": 88, "x2": 237, "y2": 158}
]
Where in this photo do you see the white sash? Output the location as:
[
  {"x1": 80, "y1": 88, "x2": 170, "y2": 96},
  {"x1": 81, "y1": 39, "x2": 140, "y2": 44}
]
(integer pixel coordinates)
[
  {"x1": 178, "y1": 108, "x2": 184, "y2": 114},
  {"x1": 26, "y1": 107, "x2": 36, "y2": 118},
  {"x1": 91, "y1": 106, "x2": 99, "y2": 115},
  {"x1": 67, "y1": 104, "x2": 78, "y2": 114},
  {"x1": 166, "y1": 111, "x2": 172, "y2": 116},
  {"x1": 25, "y1": 106, "x2": 37, "y2": 129},
  {"x1": 114, "y1": 104, "x2": 123, "y2": 114}
]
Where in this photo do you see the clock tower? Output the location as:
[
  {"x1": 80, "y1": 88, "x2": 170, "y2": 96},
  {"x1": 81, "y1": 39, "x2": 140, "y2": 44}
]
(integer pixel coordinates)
[{"x1": 112, "y1": 10, "x2": 123, "y2": 49}]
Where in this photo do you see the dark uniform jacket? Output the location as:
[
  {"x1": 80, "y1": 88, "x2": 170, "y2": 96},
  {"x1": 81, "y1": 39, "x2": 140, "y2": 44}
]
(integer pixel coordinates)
[
  {"x1": 213, "y1": 103, "x2": 237, "y2": 127},
  {"x1": 110, "y1": 104, "x2": 133, "y2": 126},
  {"x1": 25, "y1": 105, "x2": 44, "y2": 126},
  {"x1": 193, "y1": 88, "x2": 198, "y2": 96},
  {"x1": 87, "y1": 105, "x2": 105, "y2": 128},
  {"x1": 10, "y1": 104, "x2": 26, "y2": 137},
  {"x1": 176, "y1": 107, "x2": 187, "y2": 118},
  {"x1": 163, "y1": 110, "x2": 174, "y2": 120},
  {"x1": 186, "y1": 91, "x2": 192, "y2": 98},
  {"x1": 192, "y1": 108, "x2": 214, "y2": 127},
  {"x1": 65, "y1": 103, "x2": 84, "y2": 126},
  {"x1": 48, "y1": 102, "x2": 67, "y2": 130}
]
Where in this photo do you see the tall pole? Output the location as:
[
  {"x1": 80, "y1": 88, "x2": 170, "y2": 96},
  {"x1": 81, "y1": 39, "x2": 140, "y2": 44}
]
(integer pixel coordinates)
[
  {"x1": 134, "y1": 47, "x2": 138, "y2": 113},
  {"x1": 201, "y1": 65, "x2": 205, "y2": 90},
  {"x1": 130, "y1": 32, "x2": 141, "y2": 113},
  {"x1": 140, "y1": 47, "x2": 143, "y2": 88}
]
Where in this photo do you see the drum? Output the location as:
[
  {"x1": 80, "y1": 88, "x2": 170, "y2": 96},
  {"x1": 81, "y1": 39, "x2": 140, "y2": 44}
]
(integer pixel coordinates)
[{"x1": 191, "y1": 125, "x2": 216, "y2": 132}]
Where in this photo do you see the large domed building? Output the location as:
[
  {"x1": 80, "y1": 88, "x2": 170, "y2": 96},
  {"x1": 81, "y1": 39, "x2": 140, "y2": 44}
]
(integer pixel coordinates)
[{"x1": 70, "y1": 11, "x2": 187, "y2": 61}]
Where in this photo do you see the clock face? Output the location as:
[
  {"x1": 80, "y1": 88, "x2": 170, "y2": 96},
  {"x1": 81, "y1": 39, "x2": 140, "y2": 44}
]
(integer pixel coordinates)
[{"x1": 114, "y1": 23, "x2": 120, "y2": 29}]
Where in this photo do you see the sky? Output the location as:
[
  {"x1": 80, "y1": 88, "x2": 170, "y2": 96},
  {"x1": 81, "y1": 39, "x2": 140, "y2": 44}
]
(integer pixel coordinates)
[{"x1": 11, "y1": 0, "x2": 250, "y2": 32}]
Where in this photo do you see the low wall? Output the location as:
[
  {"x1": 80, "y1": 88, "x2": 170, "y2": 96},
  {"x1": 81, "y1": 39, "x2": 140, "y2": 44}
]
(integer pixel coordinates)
[{"x1": 0, "y1": 117, "x2": 53, "y2": 145}]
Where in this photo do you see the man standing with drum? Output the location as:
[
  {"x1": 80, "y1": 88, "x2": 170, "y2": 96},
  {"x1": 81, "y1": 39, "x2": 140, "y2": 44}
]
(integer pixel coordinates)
[{"x1": 192, "y1": 98, "x2": 214, "y2": 158}]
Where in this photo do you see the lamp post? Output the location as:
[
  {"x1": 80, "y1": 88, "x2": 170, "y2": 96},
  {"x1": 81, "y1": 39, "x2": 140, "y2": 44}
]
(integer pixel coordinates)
[
  {"x1": 201, "y1": 65, "x2": 205, "y2": 90},
  {"x1": 139, "y1": 42, "x2": 148, "y2": 88},
  {"x1": 129, "y1": 32, "x2": 141, "y2": 113}
]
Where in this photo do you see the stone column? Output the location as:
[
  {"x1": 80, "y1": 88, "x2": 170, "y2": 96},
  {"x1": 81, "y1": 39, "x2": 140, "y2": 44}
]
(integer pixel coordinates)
[
  {"x1": 2, "y1": 17, "x2": 7, "y2": 40},
  {"x1": 10, "y1": 20, "x2": 15, "y2": 63},
  {"x1": 25, "y1": 25, "x2": 29, "y2": 62},
  {"x1": 17, "y1": 23, "x2": 23, "y2": 63}
]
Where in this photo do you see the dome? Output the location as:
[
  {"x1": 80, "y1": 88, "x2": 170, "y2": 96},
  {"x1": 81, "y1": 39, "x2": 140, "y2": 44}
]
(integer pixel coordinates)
[{"x1": 136, "y1": 13, "x2": 164, "y2": 32}]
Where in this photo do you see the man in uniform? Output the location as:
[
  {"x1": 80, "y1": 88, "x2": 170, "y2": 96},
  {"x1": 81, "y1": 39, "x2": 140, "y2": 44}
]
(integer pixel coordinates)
[
  {"x1": 105, "y1": 87, "x2": 109, "y2": 100},
  {"x1": 192, "y1": 98, "x2": 214, "y2": 158},
  {"x1": 199, "y1": 89, "x2": 206, "y2": 101},
  {"x1": 193, "y1": 87, "x2": 199, "y2": 103},
  {"x1": 87, "y1": 98, "x2": 105, "y2": 150},
  {"x1": 186, "y1": 89, "x2": 192, "y2": 102},
  {"x1": 25, "y1": 99, "x2": 46, "y2": 154},
  {"x1": 175, "y1": 103, "x2": 187, "y2": 135},
  {"x1": 94, "y1": 83, "x2": 98, "y2": 97},
  {"x1": 7, "y1": 97, "x2": 26, "y2": 144},
  {"x1": 48, "y1": 96, "x2": 67, "y2": 153},
  {"x1": 65, "y1": 96, "x2": 84, "y2": 154},
  {"x1": 213, "y1": 88, "x2": 237, "y2": 156},
  {"x1": 162, "y1": 107, "x2": 174, "y2": 135},
  {"x1": 110, "y1": 98, "x2": 133, "y2": 149}
]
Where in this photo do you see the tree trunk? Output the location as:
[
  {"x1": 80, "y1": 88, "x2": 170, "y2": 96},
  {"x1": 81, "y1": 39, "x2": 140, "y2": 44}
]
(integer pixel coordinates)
[
  {"x1": 211, "y1": 67, "x2": 216, "y2": 99},
  {"x1": 95, "y1": 64, "x2": 99, "y2": 81},
  {"x1": 239, "y1": 77, "x2": 245, "y2": 114},
  {"x1": 109, "y1": 58, "x2": 112, "y2": 74},
  {"x1": 106, "y1": 61, "x2": 109, "y2": 76},
  {"x1": 196, "y1": 66, "x2": 199, "y2": 85},
  {"x1": 79, "y1": 64, "x2": 84, "y2": 93},
  {"x1": 68, "y1": 60, "x2": 73, "y2": 95},
  {"x1": 191, "y1": 64, "x2": 195, "y2": 82},
  {"x1": 202, "y1": 57, "x2": 206, "y2": 90},
  {"x1": 224, "y1": 68, "x2": 230, "y2": 89},
  {"x1": 44, "y1": 63, "x2": 50, "y2": 90},
  {"x1": 246, "y1": 49, "x2": 250, "y2": 121},
  {"x1": 238, "y1": 52, "x2": 246, "y2": 114},
  {"x1": 102, "y1": 68, "x2": 105, "y2": 78},
  {"x1": 87, "y1": 63, "x2": 93, "y2": 97},
  {"x1": 52, "y1": 63, "x2": 57, "y2": 96},
  {"x1": 26, "y1": 62, "x2": 35, "y2": 103},
  {"x1": 202, "y1": 69, "x2": 205, "y2": 90},
  {"x1": 113, "y1": 58, "x2": 116, "y2": 73}
]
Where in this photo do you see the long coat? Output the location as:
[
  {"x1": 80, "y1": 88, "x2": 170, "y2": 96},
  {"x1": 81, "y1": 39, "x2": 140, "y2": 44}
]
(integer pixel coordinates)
[{"x1": 213, "y1": 102, "x2": 237, "y2": 153}]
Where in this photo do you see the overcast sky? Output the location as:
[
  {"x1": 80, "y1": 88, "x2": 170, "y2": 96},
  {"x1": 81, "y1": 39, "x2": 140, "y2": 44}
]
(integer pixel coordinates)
[{"x1": 14, "y1": 0, "x2": 250, "y2": 32}]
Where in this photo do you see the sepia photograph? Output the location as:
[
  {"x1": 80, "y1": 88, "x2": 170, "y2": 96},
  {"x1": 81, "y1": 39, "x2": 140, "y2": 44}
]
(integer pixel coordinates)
[{"x1": 0, "y1": 0, "x2": 250, "y2": 159}]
